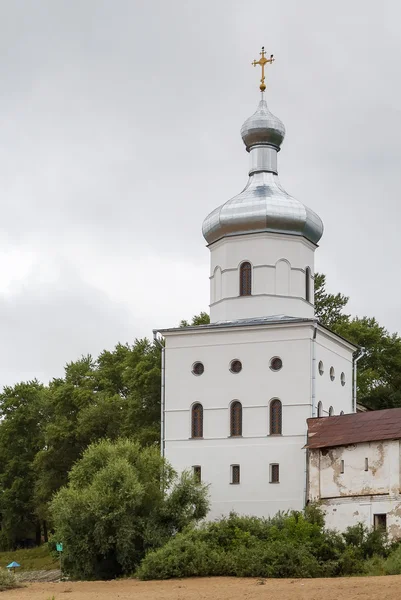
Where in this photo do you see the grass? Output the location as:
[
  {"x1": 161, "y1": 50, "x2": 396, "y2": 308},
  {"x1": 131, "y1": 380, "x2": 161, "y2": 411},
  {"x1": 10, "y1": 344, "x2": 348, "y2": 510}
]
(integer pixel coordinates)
[{"x1": 0, "y1": 545, "x2": 58, "y2": 571}]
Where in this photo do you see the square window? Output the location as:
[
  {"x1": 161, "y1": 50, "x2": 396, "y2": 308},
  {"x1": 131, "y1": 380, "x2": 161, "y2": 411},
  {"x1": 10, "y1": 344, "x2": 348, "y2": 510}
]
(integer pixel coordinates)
[
  {"x1": 193, "y1": 465, "x2": 201, "y2": 483},
  {"x1": 231, "y1": 464, "x2": 240, "y2": 484},
  {"x1": 374, "y1": 514, "x2": 387, "y2": 531},
  {"x1": 270, "y1": 463, "x2": 280, "y2": 483}
]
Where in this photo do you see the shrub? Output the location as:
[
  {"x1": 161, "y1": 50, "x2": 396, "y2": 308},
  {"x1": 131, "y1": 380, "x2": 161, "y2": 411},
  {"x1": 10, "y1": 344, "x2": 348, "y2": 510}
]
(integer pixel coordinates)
[
  {"x1": 136, "y1": 507, "x2": 398, "y2": 581},
  {"x1": 0, "y1": 568, "x2": 20, "y2": 591},
  {"x1": 381, "y1": 544, "x2": 401, "y2": 575},
  {"x1": 51, "y1": 439, "x2": 209, "y2": 580}
]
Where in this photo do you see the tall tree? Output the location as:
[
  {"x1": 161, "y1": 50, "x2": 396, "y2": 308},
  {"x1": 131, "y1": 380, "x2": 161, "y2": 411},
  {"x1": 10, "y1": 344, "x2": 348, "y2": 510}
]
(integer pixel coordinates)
[
  {"x1": 0, "y1": 381, "x2": 45, "y2": 548},
  {"x1": 51, "y1": 438, "x2": 209, "y2": 579},
  {"x1": 314, "y1": 273, "x2": 350, "y2": 328}
]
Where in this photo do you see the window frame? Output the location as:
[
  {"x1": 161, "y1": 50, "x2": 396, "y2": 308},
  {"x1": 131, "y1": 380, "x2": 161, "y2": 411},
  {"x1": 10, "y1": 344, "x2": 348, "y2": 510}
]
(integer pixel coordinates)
[
  {"x1": 193, "y1": 465, "x2": 201, "y2": 483},
  {"x1": 191, "y1": 403, "x2": 203, "y2": 438},
  {"x1": 239, "y1": 261, "x2": 252, "y2": 297},
  {"x1": 305, "y1": 267, "x2": 311, "y2": 302},
  {"x1": 231, "y1": 464, "x2": 240, "y2": 484},
  {"x1": 270, "y1": 356, "x2": 283, "y2": 372},
  {"x1": 270, "y1": 463, "x2": 280, "y2": 483},
  {"x1": 229, "y1": 359, "x2": 242, "y2": 374},
  {"x1": 374, "y1": 514, "x2": 387, "y2": 531},
  {"x1": 230, "y1": 401, "x2": 243, "y2": 437},
  {"x1": 192, "y1": 361, "x2": 204, "y2": 376},
  {"x1": 269, "y1": 399, "x2": 282, "y2": 435}
]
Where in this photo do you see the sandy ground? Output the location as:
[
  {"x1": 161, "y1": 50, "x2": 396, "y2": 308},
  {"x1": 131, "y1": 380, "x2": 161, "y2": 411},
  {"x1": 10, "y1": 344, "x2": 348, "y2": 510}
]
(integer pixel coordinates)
[{"x1": 5, "y1": 575, "x2": 401, "y2": 600}]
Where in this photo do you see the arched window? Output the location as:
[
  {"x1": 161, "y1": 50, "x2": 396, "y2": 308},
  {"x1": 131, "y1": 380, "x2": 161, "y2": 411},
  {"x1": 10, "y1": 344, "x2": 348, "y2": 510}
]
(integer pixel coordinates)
[
  {"x1": 305, "y1": 267, "x2": 311, "y2": 302},
  {"x1": 329, "y1": 406, "x2": 334, "y2": 416},
  {"x1": 191, "y1": 403, "x2": 203, "y2": 438},
  {"x1": 317, "y1": 401, "x2": 323, "y2": 417},
  {"x1": 239, "y1": 262, "x2": 252, "y2": 296},
  {"x1": 230, "y1": 401, "x2": 242, "y2": 436},
  {"x1": 270, "y1": 399, "x2": 282, "y2": 435}
]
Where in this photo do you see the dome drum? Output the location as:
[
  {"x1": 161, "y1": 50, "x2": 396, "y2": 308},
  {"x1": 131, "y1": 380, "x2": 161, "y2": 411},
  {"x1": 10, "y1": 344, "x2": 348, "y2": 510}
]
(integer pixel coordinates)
[{"x1": 202, "y1": 94, "x2": 323, "y2": 247}]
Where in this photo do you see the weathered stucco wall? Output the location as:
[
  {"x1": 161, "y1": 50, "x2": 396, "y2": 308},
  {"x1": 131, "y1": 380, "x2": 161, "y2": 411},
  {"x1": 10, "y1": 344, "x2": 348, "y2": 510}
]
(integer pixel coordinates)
[{"x1": 308, "y1": 440, "x2": 401, "y2": 539}]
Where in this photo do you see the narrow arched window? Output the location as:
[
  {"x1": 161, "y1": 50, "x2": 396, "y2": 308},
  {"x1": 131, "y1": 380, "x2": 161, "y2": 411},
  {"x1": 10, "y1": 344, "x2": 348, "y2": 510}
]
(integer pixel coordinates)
[
  {"x1": 329, "y1": 406, "x2": 334, "y2": 416},
  {"x1": 305, "y1": 267, "x2": 311, "y2": 302},
  {"x1": 317, "y1": 401, "x2": 323, "y2": 417},
  {"x1": 239, "y1": 262, "x2": 252, "y2": 296},
  {"x1": 270, "y1": 399, "x2": 282, "y2": 435},
  {"x1": 230, "y1": 401, "x2": 242, "y2": 436},
  {"x1": 191, "y1": 403, "x2": 203, "y2": 438}
]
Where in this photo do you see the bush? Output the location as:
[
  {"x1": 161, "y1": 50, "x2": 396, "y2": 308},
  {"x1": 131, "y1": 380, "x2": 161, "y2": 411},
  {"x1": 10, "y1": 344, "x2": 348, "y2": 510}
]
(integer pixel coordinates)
[
  {"x1": 381, "y1": 544, "x2": 401, "y2": 575},
  {"x1": 51, "y1": 439, "x2": 209, "y2": 580},
  {"x1": 137, "y1": 509, "x2": 340, "y2": 580},
  {"x1": 0, "y1": 568, "x2": 20, "y2": 591},
  {"x1": 136, "y1": 508, "x2": 399, "y2": 581}
]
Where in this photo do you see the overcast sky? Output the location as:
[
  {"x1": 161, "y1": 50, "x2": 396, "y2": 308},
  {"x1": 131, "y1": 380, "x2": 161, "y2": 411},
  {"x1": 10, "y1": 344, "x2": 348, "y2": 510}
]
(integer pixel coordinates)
[{"x1": 0, "y1": 0, "x2": 399, "y2": 387}]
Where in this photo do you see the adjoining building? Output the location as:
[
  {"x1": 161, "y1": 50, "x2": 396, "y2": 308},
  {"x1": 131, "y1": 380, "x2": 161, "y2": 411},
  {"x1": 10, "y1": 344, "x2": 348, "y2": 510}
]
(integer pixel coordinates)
[{"x1": 306, "y1": 409, "x2": 401, "y2": 538}]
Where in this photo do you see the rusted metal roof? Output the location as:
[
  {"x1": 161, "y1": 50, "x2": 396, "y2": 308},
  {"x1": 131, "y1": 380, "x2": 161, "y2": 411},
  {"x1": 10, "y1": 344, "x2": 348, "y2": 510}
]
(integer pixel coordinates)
[{"x1": 306, "y1": 408, "x2": 401, "y2": 449}]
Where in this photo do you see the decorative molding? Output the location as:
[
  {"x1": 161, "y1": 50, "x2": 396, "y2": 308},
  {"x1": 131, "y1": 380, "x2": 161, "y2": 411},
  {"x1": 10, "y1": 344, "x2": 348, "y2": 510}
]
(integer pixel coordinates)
[{"x1": 210, "y1": 292, "x2": 312, "y2": 307}]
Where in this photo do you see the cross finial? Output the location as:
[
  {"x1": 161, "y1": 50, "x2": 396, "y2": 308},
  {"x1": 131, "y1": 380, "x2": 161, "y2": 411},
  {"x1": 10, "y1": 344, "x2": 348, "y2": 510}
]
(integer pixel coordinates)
[{"x1": 252, "y1": 46, "x2": 275, "y2": 92}]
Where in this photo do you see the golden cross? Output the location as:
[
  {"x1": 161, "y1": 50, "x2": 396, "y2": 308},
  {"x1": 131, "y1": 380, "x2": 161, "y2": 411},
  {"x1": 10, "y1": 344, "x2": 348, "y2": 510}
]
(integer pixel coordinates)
[{"x1": 252, "y1": 47, "x2": 274, "y2": 92}]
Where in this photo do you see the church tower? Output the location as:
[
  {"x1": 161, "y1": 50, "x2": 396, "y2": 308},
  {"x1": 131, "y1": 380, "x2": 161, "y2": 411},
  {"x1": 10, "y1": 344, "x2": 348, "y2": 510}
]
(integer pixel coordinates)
[
  {"x1": 203, "y1": 58, "x2": 323, "y2": 323},
  {"x1": 154, "y1": 50, "x2": 356, "y2": 519}
]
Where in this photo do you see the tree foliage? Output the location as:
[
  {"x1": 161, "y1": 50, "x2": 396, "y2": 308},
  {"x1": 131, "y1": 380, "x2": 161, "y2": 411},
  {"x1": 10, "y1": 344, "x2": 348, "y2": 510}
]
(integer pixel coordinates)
[
  {"x1": 51, "y1": 438, "x2": 209, "y2": 579},
  {"x1": 314, "y1": 273, "x2": 349, "y2": 328},
  {"x1": 180, "y1": 312, "x2": 210, "y2": 327},
  {"x1": 0, "y1": 339, "x2": 161, "y2": 549},
  {"x1": 314, "y1": 273, "x2": 401, "y2": 410}
]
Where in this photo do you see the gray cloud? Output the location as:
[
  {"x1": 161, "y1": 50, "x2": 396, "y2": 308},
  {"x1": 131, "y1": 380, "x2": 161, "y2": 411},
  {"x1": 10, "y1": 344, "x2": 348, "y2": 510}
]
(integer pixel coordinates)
[{"x1": 0, "y1": 0, "x2": 399, "y2": 386}]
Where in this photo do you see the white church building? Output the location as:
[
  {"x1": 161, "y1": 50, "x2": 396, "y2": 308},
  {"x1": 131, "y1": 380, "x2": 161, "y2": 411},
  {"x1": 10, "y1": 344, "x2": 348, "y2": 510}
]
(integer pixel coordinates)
[{"x1": 153, "y1": 55, "x2": 401, "y2": 530}]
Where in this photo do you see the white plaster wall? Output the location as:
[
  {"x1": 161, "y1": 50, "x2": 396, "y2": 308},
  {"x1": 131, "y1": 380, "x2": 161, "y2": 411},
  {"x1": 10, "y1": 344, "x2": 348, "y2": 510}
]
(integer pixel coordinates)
[
  {"x1": 164, "y1": 322, "x2": 313, "y2": 519},
  {"x1": 323, "y1": 497, "x2": 401, "y2": 540},
  {"x1": 308, "y1": 441, "x2": 401, "y2": 539},
  {"x1": 314, "y1": 329, "x2": 354, "y2": 416},
  {"x1": 208, "y1": 233, "x2": 316, "y2": 322}
]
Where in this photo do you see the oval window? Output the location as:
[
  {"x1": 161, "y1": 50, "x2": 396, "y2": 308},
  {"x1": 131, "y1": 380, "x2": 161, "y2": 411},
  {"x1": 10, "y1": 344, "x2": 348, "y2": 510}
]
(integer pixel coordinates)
[
  {"x1": 192, "y1": 362, "x2": 204, "y2": 376},
  {"x1": 270, "y1": 357, "x2": 283, "y2": 372},
  {"x1": 341, "y1": 372, "x2": 345, "y2": 386},
  {"x1": 318, "y1": 361, "x2": 324, "y2": 376},
  {"x1": 230, "y1": 359, "x2": 242, "y2": 374}
]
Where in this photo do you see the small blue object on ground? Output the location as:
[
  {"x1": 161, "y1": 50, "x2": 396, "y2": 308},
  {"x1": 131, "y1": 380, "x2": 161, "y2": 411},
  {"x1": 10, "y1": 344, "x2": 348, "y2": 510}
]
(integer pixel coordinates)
[{"x1": 7, "y1": 561, "x2": 21, "y2": 571}]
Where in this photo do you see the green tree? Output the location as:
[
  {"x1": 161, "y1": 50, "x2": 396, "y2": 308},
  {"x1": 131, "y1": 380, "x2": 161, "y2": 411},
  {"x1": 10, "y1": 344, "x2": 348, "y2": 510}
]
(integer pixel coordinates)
[
  {"x1": 314, "y1": 274, "x2": 401, "y2": 411},
  {"x1": 51, "y1": 438, "x2": 209, "y2": 579},
  {"x1": 34, "y1": 340, "x2": 161, "y2": 527},
  {"x1": 314, "y1": 273, "x2": 349, "y2": 328},
  {"x1": 0, "y1": 381, "x2": 46, "y2": 548},
  {"x1": 180, "y1": 312, "x2": 210, "y2": 327}
]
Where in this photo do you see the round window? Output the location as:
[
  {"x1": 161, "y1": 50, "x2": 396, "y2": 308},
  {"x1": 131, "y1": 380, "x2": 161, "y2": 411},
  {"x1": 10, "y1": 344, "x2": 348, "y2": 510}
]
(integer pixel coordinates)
[
  {"x1": 330, "y1": 367, "x2": 335, "y2": 381},
  {"x1": 318, "y1": 361, "x2": 324, "y2": 376},
  {"x1": 341, "y1": 372, "x2": 345, "y2": 386},
  {"x1": 270, "y1": 357, "x2": 283, "y2": 371},
  {"x1": 192, "y1": 362, "x2": 204, "y2": 376},
  {"x1": 230, "y1": 359, "x2": 242, "y2": 374}
]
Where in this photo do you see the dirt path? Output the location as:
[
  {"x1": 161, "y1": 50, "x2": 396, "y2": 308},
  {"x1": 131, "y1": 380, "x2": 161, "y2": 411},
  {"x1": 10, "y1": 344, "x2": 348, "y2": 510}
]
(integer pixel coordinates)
[{"x1": 5, "y1": 575, "x2": 401, "y2": 600}]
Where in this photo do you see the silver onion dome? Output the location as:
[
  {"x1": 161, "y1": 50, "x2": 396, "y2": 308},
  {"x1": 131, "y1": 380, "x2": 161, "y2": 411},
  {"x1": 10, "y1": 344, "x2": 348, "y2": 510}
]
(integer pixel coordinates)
[
  {"x1": 241, "y1": 97, "x2": 285, "y2": 150},
  {"x1": 202, "y1": 94, "x2": 323, "y2": 246}
]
